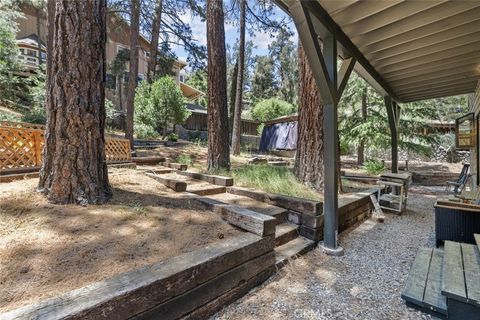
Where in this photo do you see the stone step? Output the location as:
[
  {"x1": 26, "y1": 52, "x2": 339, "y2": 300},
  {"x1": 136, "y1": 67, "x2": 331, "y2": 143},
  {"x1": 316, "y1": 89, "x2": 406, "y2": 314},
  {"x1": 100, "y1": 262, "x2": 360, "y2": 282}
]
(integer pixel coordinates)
[
  {"x1": 475, "y1": 234, "x2": 480, "y2": 252},
  {"x1": 274, "y1": 237, "x2": 315, "y2": 269},
  {"x1": 205, "y1": 193, "x2": 288, "y2": 224},
  {"x1": 275, "y1": 223, "x2": 299, "y2": 247}
]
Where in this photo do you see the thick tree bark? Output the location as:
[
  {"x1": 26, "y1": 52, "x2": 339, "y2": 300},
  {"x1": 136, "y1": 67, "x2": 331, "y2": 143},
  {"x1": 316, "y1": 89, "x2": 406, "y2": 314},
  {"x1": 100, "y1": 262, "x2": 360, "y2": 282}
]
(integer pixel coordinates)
[
  {"x1": 294, "y1": 43, "x2": 324, "y2": 191},
  {"x1": 147, "y1": 0, "x2": 163, "y2": 83},
  {"x1": 125, "y1": 0, "x2": 140, "y2": 149},
  {"x1": 206, "y1": 0, "x2": 230, "y2": 171},
  {"x1": 357, "y1": 87, "x2": 367, "y2": 166},
  {"x1": 38, "y1": 0, "x2": 111, "y2": 205},
  {"x1": 231, "y1": 0, "x2": 246, "y2": 155}
]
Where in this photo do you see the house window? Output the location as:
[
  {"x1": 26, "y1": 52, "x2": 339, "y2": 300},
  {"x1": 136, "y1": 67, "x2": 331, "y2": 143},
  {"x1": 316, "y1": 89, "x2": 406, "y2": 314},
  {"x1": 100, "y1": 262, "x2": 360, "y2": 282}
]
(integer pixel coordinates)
[
  {"x1": 26, "y1": 49, "x2": 37, "y2": 57},
  {"x1": 117, "y1": 45, "x2": 130, "y2": 56},
  {"x1": 40, "y1": 51, "x2": 46, "y2": 60},
  {"x1": 456, "y1": 113, "x2": 476, "y2": 149},
  {"x1": 138, "y1": 73, "x2": 145, "y2": 82},
  {"x1": 144, "y1": 51, "x2": 150, "y2": 58}
]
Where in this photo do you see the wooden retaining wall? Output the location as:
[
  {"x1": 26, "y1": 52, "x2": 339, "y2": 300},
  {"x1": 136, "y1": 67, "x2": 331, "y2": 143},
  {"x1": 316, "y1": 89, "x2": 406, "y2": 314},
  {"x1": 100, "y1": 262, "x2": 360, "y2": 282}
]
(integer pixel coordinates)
[
  {"x1": 227, "y1": 187, "x2": 375, "y2": 242},
  {"x1": 411, "y1": 171, "x2": 458, "y2": 186}
]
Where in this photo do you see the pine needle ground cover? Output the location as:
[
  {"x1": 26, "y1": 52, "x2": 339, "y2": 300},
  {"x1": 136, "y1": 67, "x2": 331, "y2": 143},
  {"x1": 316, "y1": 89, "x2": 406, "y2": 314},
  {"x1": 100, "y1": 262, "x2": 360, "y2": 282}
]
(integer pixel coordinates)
[{"x1": 0, "y1": 168, "x2": 240, "y2": 313}]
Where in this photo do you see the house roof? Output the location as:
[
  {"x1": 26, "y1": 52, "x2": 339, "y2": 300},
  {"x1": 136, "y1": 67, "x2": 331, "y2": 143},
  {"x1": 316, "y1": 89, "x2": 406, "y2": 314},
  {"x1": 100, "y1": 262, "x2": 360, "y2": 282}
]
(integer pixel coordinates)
[
  {"x1": 275, "y1": 0, "x2": 480, "y2": 103},
  {"x1": 180, "y1": 82, "x2": 204, "y2": 101},
  {"x1": 16, "y1": 34, "x2": 46, "y2": 51}
]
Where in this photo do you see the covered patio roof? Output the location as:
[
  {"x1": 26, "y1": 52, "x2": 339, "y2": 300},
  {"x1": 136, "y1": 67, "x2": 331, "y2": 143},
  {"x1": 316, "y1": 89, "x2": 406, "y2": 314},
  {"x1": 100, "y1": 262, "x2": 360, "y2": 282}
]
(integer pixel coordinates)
[
  {"x1": 273, "y1": 0, "x2": 480, "y2": 254},
  {"x1": 275, "y1": 0, "x2": 480, "y2": 103}
]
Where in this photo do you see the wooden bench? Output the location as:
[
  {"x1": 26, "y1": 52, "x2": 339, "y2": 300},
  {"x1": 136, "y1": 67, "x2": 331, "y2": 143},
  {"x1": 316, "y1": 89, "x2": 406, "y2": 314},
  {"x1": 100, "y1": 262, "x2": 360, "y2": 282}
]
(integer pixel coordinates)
[{"x1": 402, "y1": 235, "x2": 480, "y2": 320}]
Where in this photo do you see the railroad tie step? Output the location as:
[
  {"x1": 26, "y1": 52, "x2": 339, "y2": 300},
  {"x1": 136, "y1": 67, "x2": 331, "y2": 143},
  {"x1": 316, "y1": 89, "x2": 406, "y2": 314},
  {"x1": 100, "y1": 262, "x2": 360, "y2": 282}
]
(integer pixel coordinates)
[
  {"x1": 274, "y1": 237, "x2": 315, "y2": 269},
  {"x1": 275, "y1": 223, "x2": 299, "y2": 247}
]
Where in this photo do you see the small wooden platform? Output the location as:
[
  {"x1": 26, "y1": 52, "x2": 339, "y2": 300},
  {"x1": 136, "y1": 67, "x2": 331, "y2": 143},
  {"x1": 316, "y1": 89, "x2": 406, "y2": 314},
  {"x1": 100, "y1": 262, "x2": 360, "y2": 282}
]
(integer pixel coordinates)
[
  {"x1": 402, "y1": 248, "x2": 447, "y2": 318},
  {"x1": 402, "y1": 235, "x2": 480, "y2": 320}
]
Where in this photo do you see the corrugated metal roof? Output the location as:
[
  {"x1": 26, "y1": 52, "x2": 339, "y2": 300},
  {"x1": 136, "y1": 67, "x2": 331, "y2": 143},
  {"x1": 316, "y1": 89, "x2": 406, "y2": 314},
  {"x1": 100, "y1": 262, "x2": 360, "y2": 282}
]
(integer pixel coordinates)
[{"x1": 277, "y1": 0, "x2": 480, "y2": 103}]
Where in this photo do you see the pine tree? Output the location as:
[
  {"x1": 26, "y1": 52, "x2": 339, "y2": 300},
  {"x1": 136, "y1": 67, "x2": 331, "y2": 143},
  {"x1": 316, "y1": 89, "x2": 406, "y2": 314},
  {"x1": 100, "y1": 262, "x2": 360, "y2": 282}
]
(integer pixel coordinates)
[
  {"x1": 38, "y1": 0, "x2": 111, "y2": 204},
  {"x1": 206, "y1": 0, "x2": 230, "y2": 171}
]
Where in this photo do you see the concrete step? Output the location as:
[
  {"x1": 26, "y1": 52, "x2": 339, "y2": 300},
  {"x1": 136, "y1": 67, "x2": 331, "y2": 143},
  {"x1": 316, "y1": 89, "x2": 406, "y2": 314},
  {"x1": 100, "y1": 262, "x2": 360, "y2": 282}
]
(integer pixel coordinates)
[
  {"x1": 275, "y1": 223, "x2": 299, "y2": 247},
  {"x1": 205, "y1": 193, "x2": 288, "y2": 224},
  {"x1": 274, "y1": 237, "x2": 315, "y2": 269}
]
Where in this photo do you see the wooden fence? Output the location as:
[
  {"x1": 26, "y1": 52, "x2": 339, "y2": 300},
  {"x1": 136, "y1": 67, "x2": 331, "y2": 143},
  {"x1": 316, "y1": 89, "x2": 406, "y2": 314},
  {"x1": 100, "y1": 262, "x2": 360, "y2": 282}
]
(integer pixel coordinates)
[
  {"x1": 0, "y1": 121, "x2": 131, "y2": 170},
  {"x1": 183, "y1": 112, "x2": 260, "y2": 136}
]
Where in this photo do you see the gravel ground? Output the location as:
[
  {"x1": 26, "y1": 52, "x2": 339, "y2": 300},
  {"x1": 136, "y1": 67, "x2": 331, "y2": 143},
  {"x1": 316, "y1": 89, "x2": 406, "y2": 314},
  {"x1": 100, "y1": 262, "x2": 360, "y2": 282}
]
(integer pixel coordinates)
[{"x1": 212, "y1": 188, "x2": 442, "y2": 320}]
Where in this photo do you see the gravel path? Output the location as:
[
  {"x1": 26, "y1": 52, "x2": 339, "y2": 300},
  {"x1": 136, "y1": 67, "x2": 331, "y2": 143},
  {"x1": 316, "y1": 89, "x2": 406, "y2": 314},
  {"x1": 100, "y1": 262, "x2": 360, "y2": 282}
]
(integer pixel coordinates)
[{"x1": 212, "y1": 189, "x2": 441, "y2": 320}]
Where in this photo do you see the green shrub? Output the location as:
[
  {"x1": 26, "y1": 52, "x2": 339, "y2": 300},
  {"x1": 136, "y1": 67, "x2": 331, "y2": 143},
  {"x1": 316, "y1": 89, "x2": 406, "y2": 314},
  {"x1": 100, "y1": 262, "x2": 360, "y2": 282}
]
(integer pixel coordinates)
[
  {"x1": 0, "y1": 112, "x2": 21, "y2": 122},
  {"x1": 250, "y1": 98, "x2": 296, "y2": 122},
  {"x1": 22, "y1": 105, "x2": 45, "y2": 124},
  {"x1": 134, "y1": 122, "x2": 159, "y2": 139},
  {"x1": 134, "y1": 76, "x2": 189, "y2": 137},
  {"x1": 166, "y1": 132, "x2": 178, "y2": 141},
  {"x1": 176, "y1": 154, "x2": 193, "y2": 166},
  {"x1": 362, "y1": 159, "x2": 386, "y2": 175}
]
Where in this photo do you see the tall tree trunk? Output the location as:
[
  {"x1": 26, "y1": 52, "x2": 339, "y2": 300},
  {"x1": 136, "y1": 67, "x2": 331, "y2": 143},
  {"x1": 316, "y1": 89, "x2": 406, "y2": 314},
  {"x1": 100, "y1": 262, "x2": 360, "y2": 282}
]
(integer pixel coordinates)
[
  {"x1": 116, "y1": 77, "x2": 123, "y2": 111},
  {"x1": 36, "y1": 7, "x2": 43, "y2": 65},
  {"x1": 228, "y1": 59, "x2": 238, "y2": 136},
  {"x1": 357, "y1": 87, "x2": 367, "y2": 166},
  {"x1": 125, "y1": 0, "x2": 140, "y2": 149},
  {"x1": 38, "y1": 0, "x2": 111, "y2": 205},
  {"x1": 206, "y1": 0, "x2": 230, "y2": 171},
  {"x1": 294, "y1": 43, "x2": 324, "y2": 191},
  {"x1": 45, "y1": 0, "x2": 54, "y2": 76},
  {"x1": 231, "y1": 0, "x2": 246, "y2": 156},
  {"x1": 147, "y1": 0, "x2": 163, "y2": 83}
]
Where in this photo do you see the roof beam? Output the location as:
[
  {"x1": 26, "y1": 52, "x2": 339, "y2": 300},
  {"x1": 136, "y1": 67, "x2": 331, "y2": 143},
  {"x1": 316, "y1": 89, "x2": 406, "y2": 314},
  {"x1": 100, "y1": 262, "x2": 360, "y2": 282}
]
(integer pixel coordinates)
[
  {"x1": 299, "y1": 0, "x2": 400, "y2": 102},
  {"x1": 367, "y1": 26, "x2": 480, "y2": 62},
  {"x1": 397, "y1": 81, "x2": 478, "y2": 97},
  {"x1": 373, "y1": 33, "x2": 480, "y2": 67},
  {"x1": 376, "y1": 42, "x2": 480, "y2": 72},
  {"x1": 330, "y1": 0, "x2": 402, "y2": 26},
  {"x1": 337, "y1": 57, "x2": 356, "y2": 99},
  {"x1": 381, "y1": 51, "x2": 480, "y2": 78},
  {"x1": 391, "y1": 66, "x2": 480, "y2": 87},
  {"x1": 289, "y1": 1, "x2": 335, "y2": 104},
  {"x1": 401, "y1": 87, "x2": 477, "y2": 102},
  {"x1": 402, "y1": 88, "x2": 475, "y2": 103},
  {"x1": 343, "y1": 1, "x2": 446, "y2": 38},
  {"x1": 360, "y1": 8, "x2": 480, "y2": 54},
  {"x1": 350, "y1": 1, "x2": 478, "y2": 47}
]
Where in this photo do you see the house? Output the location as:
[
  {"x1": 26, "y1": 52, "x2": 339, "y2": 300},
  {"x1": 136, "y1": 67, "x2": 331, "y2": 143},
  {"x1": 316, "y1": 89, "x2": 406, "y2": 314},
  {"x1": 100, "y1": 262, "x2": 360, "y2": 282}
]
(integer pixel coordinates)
[{"x1": 14, "y1": 3, "x2": 204, "y2": 111}]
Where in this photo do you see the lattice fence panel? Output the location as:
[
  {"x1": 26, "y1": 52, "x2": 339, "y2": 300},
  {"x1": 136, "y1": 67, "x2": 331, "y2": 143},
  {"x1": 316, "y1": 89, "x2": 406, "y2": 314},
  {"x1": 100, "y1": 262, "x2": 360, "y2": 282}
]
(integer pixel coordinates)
[
  {"x1": 1, "y1": 124, "x2": 131, "y2": 170},
  {"x1": 105, "y1": 138, "x2": 131, "y2": 163},
  {"x1": 0, "y1": 127, "x2": 44, "y2": 169}
]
